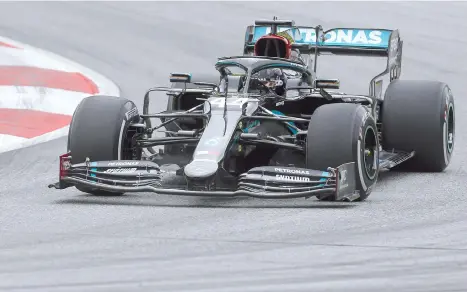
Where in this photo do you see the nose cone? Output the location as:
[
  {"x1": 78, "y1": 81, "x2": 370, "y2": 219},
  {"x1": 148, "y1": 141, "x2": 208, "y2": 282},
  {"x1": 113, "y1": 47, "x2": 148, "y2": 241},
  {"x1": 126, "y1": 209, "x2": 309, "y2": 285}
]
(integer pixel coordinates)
[{"x1": 184, "y1": 160, "x2": 218, "y2": 179}]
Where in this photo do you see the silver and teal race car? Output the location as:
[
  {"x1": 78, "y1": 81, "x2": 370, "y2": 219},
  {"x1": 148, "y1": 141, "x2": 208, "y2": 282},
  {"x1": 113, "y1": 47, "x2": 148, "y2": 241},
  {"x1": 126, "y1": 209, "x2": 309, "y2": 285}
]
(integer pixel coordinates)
[{"x1": 49, "y1": 18, "x2": 455, "y2": 202}]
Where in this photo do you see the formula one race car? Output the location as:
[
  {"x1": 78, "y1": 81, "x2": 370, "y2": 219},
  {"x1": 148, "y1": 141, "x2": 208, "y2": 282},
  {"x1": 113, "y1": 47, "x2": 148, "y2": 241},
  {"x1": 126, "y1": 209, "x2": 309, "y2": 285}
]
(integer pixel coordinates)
[{"x1": 49, "y1": 18, "x2": 455, "y2": 202}]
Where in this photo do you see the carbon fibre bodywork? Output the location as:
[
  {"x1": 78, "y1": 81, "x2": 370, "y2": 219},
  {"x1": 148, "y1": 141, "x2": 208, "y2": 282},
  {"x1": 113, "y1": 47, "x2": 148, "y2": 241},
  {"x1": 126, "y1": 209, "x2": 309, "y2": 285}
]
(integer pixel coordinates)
[
  {"x1": 48, "y1": 18, "x2": 424, "y2": 202},
  {"x1": 49, "y1": 156, "x2": 359, "y2": 201}
]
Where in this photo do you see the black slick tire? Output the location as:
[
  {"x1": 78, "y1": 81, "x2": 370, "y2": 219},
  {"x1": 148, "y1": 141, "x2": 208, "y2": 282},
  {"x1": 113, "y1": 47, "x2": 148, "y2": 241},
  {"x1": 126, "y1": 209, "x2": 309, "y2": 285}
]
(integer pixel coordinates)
[
  {"x1": 382, "y1": 80, "x2": 455, "y2": 172},
  {"x1": 306, "y1": 103, "x2": 379, "y2": 201},
  {"x1": 67, "y1": 95, "x2": 141, "y2": 196}
]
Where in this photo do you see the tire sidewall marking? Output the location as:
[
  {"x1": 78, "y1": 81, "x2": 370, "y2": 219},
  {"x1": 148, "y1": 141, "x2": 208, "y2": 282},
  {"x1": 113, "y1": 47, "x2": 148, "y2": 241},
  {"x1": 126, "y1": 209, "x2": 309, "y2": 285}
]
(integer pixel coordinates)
[
  {"x1": 356, "y1": 139, "x2": 367, "y2": 191},
  {"x1": 118, "y1": 102, "x2": 139, "y2": 160},
  {"x1": 356, "y1": 108, "x2": 379, "y2": 194},
  {"x1": 363, "y1": 126, "x2": 378, "y2": 180},
  {"x1": 117, "y1": 119, "x2": 126, "y2": 160}
]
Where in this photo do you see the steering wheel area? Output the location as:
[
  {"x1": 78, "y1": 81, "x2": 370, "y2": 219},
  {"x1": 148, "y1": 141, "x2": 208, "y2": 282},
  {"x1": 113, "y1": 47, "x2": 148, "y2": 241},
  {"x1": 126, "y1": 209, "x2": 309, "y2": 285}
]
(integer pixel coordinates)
[
  {"x1": 233, "y1": 75, "x2": 304, "y2": 106},
  {"x1": 249, "y1": 79, "x2": 290, "y2": 104},
  {"x1": 249, "y1": 78, "x2": 274, "y2": 94}
]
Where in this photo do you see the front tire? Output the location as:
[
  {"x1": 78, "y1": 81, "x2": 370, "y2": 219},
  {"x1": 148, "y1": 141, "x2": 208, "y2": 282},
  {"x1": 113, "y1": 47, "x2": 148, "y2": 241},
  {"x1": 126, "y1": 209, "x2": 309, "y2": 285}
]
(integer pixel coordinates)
[
  {"x1": 306, "y1": 103, "x2": 379, "y2": 201},
  {"x1": 68, "y1": 95, "x2": 141, "y2": 196}
]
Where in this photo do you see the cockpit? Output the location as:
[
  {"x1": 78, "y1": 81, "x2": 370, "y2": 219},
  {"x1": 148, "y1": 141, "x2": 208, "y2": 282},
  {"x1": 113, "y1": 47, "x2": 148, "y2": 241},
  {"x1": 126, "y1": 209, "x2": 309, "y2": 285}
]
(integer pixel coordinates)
[{"x1": 217, "y1": 59, "x2": 308, "y2": 98}]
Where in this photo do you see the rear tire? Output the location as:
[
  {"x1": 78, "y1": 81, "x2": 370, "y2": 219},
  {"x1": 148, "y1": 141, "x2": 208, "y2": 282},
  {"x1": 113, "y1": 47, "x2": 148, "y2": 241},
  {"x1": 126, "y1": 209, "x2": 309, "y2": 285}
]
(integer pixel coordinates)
[
  {"x1": 68, "y1": 95, "x2": 141, "y2": 196},
  {"x1": 306, "y1": 103, "x2": 379, "y2": 201},
  {"x1": 382, "y1": 80, "x2": 455, "y2": 172}
]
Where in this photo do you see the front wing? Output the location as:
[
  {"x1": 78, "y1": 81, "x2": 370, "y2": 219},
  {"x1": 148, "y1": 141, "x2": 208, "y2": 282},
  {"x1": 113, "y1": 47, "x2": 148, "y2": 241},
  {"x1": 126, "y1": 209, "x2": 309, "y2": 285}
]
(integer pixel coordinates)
[{"x1": 48, "y1": 153, "x2": 359, "y2": 201}]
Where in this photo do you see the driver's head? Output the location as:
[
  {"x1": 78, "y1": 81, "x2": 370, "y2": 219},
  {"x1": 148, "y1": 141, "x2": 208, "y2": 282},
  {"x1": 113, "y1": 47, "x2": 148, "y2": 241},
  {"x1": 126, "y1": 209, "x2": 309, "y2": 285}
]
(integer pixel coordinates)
[{"x1": 289, "y1": 49, "x2": 305, "y2": 64}]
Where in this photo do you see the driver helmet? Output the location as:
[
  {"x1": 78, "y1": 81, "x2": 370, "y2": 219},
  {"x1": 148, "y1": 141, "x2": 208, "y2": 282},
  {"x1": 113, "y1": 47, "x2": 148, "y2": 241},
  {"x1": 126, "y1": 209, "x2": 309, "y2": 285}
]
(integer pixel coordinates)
[{"x1": 289, "y1": 48, "x2": 305, "y2": 64}]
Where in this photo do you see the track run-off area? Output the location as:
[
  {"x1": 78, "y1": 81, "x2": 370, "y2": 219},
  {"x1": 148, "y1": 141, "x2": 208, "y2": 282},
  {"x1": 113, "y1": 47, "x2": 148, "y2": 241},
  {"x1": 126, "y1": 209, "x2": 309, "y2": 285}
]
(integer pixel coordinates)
[{"x1": 0, "y1": 2, "x2": 466, "y2": 291}]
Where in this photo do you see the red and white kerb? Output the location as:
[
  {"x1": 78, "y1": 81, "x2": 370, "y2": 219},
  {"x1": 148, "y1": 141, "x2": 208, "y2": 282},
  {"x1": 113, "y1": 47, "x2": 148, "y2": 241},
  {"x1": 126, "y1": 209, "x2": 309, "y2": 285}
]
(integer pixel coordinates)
[{"x1": 0, "y1": 39, "x2": 101, "y2": 152}]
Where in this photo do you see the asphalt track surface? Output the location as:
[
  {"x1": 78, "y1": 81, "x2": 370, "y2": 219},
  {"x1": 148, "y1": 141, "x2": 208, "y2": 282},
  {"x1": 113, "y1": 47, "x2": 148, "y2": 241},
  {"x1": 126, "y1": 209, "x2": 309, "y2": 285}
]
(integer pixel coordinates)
[{"x1": 0, "y1": 2, "x2": 466, "y2": 291}]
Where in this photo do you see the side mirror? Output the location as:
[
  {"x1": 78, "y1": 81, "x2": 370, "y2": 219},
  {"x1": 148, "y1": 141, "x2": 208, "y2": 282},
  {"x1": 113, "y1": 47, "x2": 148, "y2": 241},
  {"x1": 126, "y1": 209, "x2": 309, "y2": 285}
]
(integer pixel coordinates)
[
  {"x1": 315, "y1": 79, "x2": 340, "y2": 89},
  {"x1": 170, "y1": 72, "x2": 192, "y2": 83},
  {"x1": 193, "y1": 82, "x2": 218, "y2": 90}
]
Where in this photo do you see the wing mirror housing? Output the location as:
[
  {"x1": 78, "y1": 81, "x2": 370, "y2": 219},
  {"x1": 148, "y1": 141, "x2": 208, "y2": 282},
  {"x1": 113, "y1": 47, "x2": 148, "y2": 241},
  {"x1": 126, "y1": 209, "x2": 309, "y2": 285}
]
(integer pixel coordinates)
[
  {"x1": 170, "y1": 72, "x2": 192, "y2": 83},
  {"x1": 314, "y1": 79, "x2": 340, "y2": 89},
  {"x1": 193, "y1": 82, "x2": 218, "y2": 90}
]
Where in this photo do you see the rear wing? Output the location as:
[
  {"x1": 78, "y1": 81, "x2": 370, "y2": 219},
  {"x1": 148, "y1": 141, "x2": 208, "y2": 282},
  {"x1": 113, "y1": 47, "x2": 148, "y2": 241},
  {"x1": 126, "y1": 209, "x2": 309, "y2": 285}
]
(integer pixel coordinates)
[
  {"x1": 244, "y1": 24, "x2": 400, "y2": 56},
  {"x1": 243, "y1": 21, "x2": 403, "y2": 96}
]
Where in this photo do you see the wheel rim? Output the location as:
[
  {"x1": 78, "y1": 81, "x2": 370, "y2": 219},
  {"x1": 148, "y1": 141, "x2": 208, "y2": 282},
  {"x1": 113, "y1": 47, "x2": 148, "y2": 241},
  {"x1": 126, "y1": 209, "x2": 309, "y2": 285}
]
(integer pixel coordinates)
[
  {"x1": 363, "y1": 126, "x2": 378, "y2": 179},
  {"x1": 446, "y1": 104, "x2": 454, "y2": 154}
]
